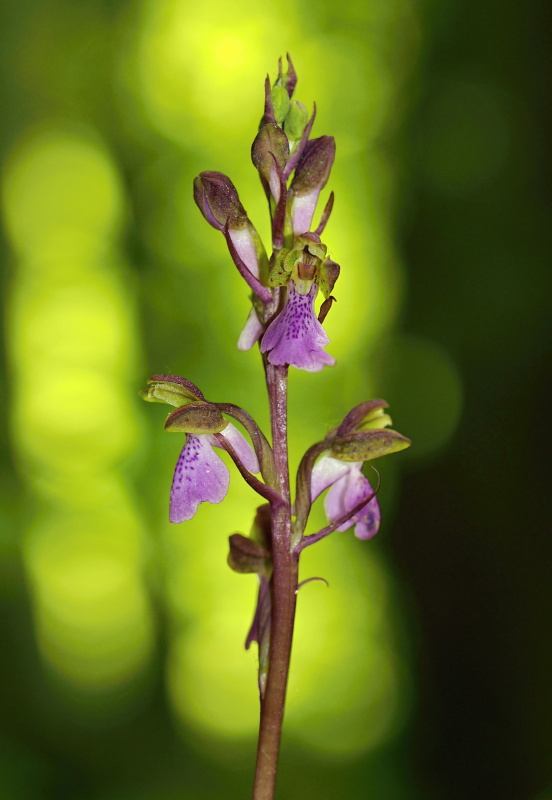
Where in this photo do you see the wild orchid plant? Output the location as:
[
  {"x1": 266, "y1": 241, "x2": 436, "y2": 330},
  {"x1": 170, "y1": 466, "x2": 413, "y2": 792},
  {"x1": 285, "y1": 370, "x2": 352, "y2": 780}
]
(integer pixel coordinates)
[{"x1": 142, "y1": 56, "x2": 410, "y2": 800}]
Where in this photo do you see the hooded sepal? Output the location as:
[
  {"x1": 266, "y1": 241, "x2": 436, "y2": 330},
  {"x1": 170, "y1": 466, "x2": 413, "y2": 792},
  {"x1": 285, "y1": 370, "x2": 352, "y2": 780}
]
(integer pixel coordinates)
[
  {"x1": 267, "y1": 234, "x2": 327, "y2": 294},
  {"x1": 141, "y1": 374, "x2": 204, "y2": 406},
  {"x1": 336, "y1": 399, "x2": 393, "y2": 436},
  {"x1": 164, "y1": 402, "x2": 226, "y2": 434}
]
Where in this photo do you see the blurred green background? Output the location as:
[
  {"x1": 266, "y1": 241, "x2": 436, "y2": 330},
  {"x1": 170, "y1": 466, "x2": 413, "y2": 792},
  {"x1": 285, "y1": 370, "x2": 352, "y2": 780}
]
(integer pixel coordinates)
[{"x1": 1, "y1": 0, "x2": 551, "y2": 798}]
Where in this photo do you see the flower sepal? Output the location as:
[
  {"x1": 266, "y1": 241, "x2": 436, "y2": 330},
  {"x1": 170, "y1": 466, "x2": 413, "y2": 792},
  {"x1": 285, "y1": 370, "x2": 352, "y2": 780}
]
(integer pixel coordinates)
[
  {"x1": 165, "y1": 402, "x2": 227, "y2": 434},
  {"x1": 141, "y1": 374, "x2": 204, "y2": 407},
  {"x1": 336, "y1": 399, "x2": 394, "y2": 435},
  {"x1": 330, "y1": 429, "x2": 411, "y2": 463}
]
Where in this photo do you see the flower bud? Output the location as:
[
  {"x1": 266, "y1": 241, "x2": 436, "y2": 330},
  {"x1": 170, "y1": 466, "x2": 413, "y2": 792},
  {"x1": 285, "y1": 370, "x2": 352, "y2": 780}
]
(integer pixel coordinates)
[
  {"x1": 193, "y1": 171, "x2": 248, "y2": 232},
  {"x1": 251, "y1": 124, "x2": 290, "y2": 201},
  {"x1": 164, "y1": 402, "x2": 226, "y2": 434},
  {"x1": 271, "y1": 84, "x2": 290, "y2": 125},
  {"x1": 290, "y1": 136, "x2": 336, "y2": 234},
  {"x1": 284, "y1": 100, "x2": 309, "y2": 143}
]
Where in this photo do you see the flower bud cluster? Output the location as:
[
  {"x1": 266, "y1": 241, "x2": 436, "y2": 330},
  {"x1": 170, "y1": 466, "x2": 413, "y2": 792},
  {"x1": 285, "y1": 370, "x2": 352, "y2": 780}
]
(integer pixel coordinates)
[{"x1": 193, "y1": 54, "x2": 338, "y2": 372}]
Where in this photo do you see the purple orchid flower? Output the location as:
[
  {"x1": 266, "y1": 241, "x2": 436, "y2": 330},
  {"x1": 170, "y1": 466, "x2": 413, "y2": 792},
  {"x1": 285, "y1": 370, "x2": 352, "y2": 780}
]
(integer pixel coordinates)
[
  {"x1": 260, "y1": 281, "x2": 335, "y2": 371},
  {"x1": 310, "y1": 453, "x2": 380, "y2": 540},
  {"x1": 170, "y1": 422, "x2": 260, "y2": 523}
]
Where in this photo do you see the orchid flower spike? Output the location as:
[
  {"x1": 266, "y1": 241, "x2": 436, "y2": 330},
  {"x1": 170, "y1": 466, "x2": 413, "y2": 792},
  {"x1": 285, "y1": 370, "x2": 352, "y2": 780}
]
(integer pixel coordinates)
[{"x1": 310, "y1": 454, "x2": 380, "y2": 540}]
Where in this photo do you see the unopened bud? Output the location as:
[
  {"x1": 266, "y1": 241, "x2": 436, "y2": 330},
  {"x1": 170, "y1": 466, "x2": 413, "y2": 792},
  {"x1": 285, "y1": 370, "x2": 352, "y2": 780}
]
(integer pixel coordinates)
[
  {"x1": 284, "y1": 100, "x2": 309, "y2": 142},
  {"x1": 193, "y1": 171, "x2": 248, "y2": 231},
  {"x1": 251, "y1": 124, "x2": 289, "y2": 201}
]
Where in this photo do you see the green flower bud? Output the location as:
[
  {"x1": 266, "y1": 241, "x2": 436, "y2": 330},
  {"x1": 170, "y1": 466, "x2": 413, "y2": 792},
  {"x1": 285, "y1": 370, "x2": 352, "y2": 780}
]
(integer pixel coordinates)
[
  {"x1": 271, "y1": 84, "x2": 290, "y2": 125},
  {"x1": 284, "y1": 100, "x2": 309, "y2": 142}
]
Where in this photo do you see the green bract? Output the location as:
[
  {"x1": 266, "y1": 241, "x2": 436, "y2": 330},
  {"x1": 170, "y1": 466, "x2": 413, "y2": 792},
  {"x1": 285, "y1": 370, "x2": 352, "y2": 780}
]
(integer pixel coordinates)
[{"x1": 330, "y1": 430, "x2": 411, "y2": 462}]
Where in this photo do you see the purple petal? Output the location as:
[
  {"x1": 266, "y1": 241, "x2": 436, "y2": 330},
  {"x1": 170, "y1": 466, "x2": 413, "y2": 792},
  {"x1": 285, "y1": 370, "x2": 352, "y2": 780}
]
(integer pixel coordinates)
[
  {"x1": 325, "y1": 466, "x2": 381, "y2": 540},
  {"x1": 228, "y1": 228, "x2": 259, "y2": 278},
  {"x1": 260, "y1": 281, "x2": 335, "y2": 372},
  {"x1": 292, "y1": 189, "x2": 320, "y2": 235},
  {"x1": 237, "y1": 308, "x2": 264, "y2": 351},
  {"x1": 170, "y1": 435, "x2": 230, "y2": 523},
  {"x1": 214, "y1": 422, "x2": 260, "y2": 473},
  {"x1": 310, "y1": 453, "x2": 352, "y2": 502}
]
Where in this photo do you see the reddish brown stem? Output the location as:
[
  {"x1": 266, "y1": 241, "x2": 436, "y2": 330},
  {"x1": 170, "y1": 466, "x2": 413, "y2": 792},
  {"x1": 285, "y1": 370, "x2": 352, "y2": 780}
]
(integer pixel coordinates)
[{"x1": 252, "y1": 362, "x2": 297, "y2": 800}]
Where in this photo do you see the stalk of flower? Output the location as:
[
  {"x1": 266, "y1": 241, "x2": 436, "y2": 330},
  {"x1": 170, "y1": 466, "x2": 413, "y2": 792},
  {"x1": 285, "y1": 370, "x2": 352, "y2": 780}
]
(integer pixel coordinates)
[{"x1": 142, "y1": 60, "x2": 411, "y2": 800}]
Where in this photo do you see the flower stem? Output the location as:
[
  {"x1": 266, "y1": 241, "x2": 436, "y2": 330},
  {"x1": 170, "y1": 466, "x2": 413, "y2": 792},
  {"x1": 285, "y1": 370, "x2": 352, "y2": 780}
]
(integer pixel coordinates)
[{"x1": 252, "y1": 362, "x2": 298, "y2": 800}]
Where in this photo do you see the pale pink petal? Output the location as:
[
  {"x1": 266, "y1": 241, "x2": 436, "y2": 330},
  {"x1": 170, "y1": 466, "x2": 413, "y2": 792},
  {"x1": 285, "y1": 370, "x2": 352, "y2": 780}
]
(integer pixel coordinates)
[
  {"x1": 325, "y1": 467, "x2": 380, "y2": 540},
  {"x1": 310, "y1": 454, "x2": 352, "y2": 501},
  {"x1": 291, "y1": 189, "x2": 320, "y2": 235},
  {"x1": 229, "y1": 228, "x2": 259, "y2": 278},
  {"x1": 170, "y1": 435, "x2": 230, "y2": 523},
  {"x1": 215, "y1": 422, "x2": 260, "y2": 474},
  {"x1": 237, "y1": 308, "x2": 264, "y2": 351}
]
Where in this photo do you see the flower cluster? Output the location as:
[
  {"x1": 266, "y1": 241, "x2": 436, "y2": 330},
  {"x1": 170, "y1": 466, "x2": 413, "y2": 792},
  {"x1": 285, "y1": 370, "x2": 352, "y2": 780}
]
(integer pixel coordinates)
[{"x1": 193, "y1": 57, "x2": 339, "y2": 372}]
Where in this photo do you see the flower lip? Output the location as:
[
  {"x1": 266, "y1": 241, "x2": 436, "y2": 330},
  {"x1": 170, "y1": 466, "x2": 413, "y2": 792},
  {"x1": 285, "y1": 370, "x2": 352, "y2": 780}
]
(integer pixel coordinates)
[
  {"x1": 170, "y1": 423, "x2": 260, "y2": 524},
  {"x1": 310, "y1": 454, "x2": 380, "y2": 540},
  {"x1": 260, "y1": 280, "x2": 335, "y2": 372}
]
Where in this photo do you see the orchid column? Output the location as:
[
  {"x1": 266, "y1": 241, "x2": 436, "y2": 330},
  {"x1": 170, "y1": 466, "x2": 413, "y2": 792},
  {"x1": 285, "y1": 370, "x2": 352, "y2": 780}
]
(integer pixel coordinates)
[{"x1": 142, "y1": 56, "x2": 410, "y2": 800}]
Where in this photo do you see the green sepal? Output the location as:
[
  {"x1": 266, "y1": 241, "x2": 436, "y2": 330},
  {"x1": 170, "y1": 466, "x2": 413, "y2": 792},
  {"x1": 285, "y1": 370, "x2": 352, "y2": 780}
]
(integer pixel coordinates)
[
  {"x1": 141, "y1": 374, "x2": 204, "y2": 407},
  {"x1": 271, "y1": 84, "x2": 290, "y2": 125},
  {"x1": 330, "y1": 430, "x2": 411, "y2": 462},
  {"x1": 318, "y1": 258, "x2": 340, "y2": 299},
  {"x1": 336, "y1": 399, "x2": 391, "y2": 435},
  {"x1": 268, "y1": 248, "x2": 298, "y2": 287},
  {"x1": 227, "y1": 533, "x2": 271, "y2": 575},
  {"x1": 164, "y1": 402, "x2": 226, "y2": 434}
]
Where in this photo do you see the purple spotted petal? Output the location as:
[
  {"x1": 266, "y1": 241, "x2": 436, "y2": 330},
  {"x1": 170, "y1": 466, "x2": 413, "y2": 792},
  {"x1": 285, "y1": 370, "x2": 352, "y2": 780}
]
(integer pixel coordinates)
[
  {"x1": 310, "y1": 453, "x2": 351, "y2": 501},
  {"x1": 213, "y1": 422, "x2": 260, "y2": 473},
  {"x1": 170, "y1": 435, "x2": 230, "y2": 523},
  {"x1": 325, "y1": 465, "x2": 381, "y2": 540},
  {"x1": 237, "y1": 308, "x2": 264, "y2": 351},
  {"x1": 260, "y1": 281, "x2": 335, "y2": 372}
]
